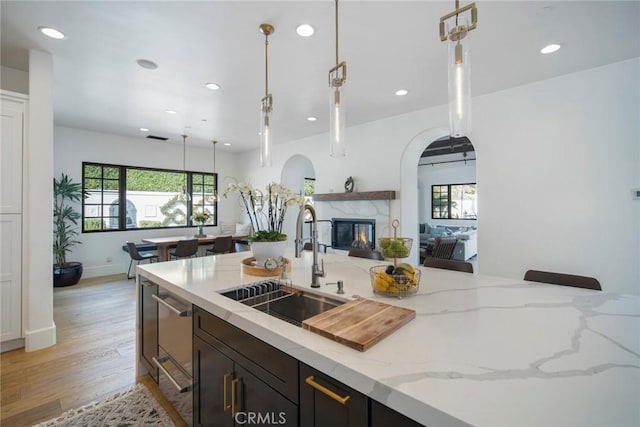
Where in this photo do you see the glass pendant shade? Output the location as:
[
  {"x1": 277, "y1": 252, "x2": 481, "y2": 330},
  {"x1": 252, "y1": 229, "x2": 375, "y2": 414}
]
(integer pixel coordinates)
[
  {"x1": 179, "y1": 134, "x2": 191, "y2": 203},
  {"x1": 447, "y1": 29, "x2": 472, "y2": 137},
  {"x1": 258, "y1": 23, "x2": 274, "y2": 168},
  {"x1": 260, "y1": 97, "x2": 272, "y2": 167},
  {"x1": 329, "y1": 84, "x2": 346, "y2": 157},
  {"x1": 179, "y1": 183, "x2": 191, "y2": 202},
  {"x1": 211, "y1": 140, "x2": 219, "y2": 203}
]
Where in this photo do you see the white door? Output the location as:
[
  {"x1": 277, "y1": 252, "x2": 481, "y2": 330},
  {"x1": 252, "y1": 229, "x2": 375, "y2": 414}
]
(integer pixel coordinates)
[
  {"x1": 1, "y1": 96, "x2": 24, "y2": 214},
  {"x1": 0, "y1": 214, "x2": 22, "y2": 341}
]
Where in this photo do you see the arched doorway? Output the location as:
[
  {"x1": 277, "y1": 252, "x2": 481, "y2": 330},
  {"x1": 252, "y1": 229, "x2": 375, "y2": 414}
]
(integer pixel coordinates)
[
  {"x1": 418, "y1": 136, "x2": 477, "y2": 264},
  {"x1": 399, "y1": 128, "x2": 449, "y2": 266}
]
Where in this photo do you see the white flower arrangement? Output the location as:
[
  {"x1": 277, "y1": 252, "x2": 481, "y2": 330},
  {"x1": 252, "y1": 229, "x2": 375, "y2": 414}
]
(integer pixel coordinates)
[{"x1": 224, "y1": 182, "x2": 306, "y2": 241}]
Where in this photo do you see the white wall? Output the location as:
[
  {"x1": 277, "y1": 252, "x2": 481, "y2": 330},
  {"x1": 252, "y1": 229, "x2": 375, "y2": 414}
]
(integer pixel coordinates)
[
  {"x1": 473, "y1": 58, "x2": 639, "y2": 294},
  {"x1": 25, "y1": 50, "x2": 55, "y2": 351},
  {"x1": 0, "y1": 66, "x2": 29, "y2": 94},
  {"x1": 54, "y1": 126, "x2": 243, "y2": 278},
  {"x1": 240, "y1": 58, "x2": 639, "y2": 295}
]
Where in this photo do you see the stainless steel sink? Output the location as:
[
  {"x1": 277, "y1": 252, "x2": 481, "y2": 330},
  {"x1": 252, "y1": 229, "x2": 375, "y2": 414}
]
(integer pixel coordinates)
[{"x1": 219, "y1": 280, "x2": 344, "y2": 327}]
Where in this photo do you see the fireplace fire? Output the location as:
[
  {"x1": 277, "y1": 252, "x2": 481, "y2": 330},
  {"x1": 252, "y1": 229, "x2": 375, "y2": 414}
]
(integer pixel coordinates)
[
  {"x1": 332, "y1": 218, "x2": 376, "y2": 251},
  {"x1": 352, "y1": 229, "x2": 371, "y2": 249}
]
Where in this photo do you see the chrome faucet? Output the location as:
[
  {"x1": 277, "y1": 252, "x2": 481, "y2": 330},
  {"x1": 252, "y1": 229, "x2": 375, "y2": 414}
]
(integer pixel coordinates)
[{"x1": 295, "y1": 203, "x2": 325, "y2": 288}]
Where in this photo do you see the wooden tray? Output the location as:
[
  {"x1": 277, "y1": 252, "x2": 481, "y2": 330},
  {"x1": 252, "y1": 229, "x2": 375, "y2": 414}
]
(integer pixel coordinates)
[
  {"x1": 241, "y1": 257, "x2": 291, "y2": 277},
  {"x1": 302, "y1": 298, "x2": 415, "y2": 351}
]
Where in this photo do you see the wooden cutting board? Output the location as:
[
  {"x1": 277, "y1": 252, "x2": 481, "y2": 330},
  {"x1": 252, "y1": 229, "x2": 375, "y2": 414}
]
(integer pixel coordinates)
[{"x1": 302, "y1": 298, "x2": 415, "y2": 351}]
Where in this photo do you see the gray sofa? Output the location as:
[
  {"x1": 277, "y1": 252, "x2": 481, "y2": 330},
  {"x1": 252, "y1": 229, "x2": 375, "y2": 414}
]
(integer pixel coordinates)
[{"x1": 419, "y1": 223, "x2": 477, "y2": 261}]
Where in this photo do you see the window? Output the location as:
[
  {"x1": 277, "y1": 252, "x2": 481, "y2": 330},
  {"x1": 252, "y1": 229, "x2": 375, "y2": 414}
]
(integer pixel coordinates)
[
  {"x1": 82, "y1": 162, "x2": 217, "y2": 232},
  {"x1": 432, "y1": 183, "x2": 477, "y2": 220},
  {"x1": 304, "y1": 177, "x2": 315, "y2": 197}
]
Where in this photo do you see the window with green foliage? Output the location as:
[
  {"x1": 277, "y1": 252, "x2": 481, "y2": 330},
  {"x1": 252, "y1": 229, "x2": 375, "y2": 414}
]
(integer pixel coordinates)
[
  {"x1": 432, "y1": 183, "x2": 477, "y2": 220},
  {"x1": 82, "y1": 162, "x2": 217, "y2": 232},
  {"x1": 304, "y1": 177, "x2": 315, "y2": 197}
]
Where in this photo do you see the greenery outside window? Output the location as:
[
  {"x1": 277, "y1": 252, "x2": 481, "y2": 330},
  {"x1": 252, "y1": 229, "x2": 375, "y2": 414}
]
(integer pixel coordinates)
[
  {"x1": 432, "y1": 183, "x2": 477, "y2": 220},
  {"x1": 82, "y1": 162, "x2": 217, "y2": 232}
]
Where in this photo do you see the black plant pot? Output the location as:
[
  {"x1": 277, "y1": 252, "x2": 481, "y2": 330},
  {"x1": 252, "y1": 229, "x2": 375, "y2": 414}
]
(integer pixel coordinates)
[{"x1": 53, "y1": 262, "x2": 83, "y2": 287}]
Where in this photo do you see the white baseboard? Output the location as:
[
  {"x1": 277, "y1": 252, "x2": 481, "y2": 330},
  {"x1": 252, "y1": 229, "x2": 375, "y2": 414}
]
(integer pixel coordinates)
[
  {"x1": 82, "y1": 263, "x2": 128, "y2": 279},
  {"x1": 25, "y1": 323, "x2": 56, "y2": 351}
]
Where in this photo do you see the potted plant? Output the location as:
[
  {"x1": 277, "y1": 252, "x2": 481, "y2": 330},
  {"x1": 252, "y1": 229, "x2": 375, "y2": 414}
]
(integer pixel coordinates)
[
  {"x1": 53, "y1": 173, "x2": 84, "y2": 287},
  {"x1": 224, "y1": 182, "x2": 305, "y2": 265}
]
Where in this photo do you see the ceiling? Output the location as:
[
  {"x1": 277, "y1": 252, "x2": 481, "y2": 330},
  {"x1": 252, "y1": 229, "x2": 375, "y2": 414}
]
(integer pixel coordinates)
[{"x1": 1, "y1": 1, "x2": 638, "y2": 152}]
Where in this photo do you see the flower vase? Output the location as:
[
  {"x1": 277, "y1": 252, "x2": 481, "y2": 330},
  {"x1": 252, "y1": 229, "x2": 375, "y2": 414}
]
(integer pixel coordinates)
[
  {"x1": 195, "y1": 224, "x2": 205, "y2": 238},
  {"x1": 250, "y1": 240, "x2": 288, "y2": 267}
]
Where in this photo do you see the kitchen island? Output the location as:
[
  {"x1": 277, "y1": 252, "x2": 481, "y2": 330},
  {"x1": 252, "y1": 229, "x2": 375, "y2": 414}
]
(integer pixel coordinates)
[{"x1": 137, "y1": 251, "x2": 640, "y2": 426}]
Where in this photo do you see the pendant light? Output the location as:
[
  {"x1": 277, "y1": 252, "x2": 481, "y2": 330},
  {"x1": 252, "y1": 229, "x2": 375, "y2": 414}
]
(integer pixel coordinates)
[
  {"x1": 211, "y1": 140, "x2": 219, "y2": 202},
  {"x1": 329, "y1": 0, "x2": 347, "y2": 157},
  {"x1": 179, "y1": 134, "x2": 191, "y2": 202},
  {"x1": 439, "y1": 0, "x2": 478, "y2": 137},
  {"x1": 259, "y1": 23, "x2": 274, "y2": 167}
]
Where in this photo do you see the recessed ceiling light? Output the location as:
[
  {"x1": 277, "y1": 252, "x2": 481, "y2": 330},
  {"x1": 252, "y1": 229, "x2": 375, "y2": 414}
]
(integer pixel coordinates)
[
  {"x1": 205, "y1": 82, "x2": 221, "y2": 90},
  {"x1": 136, "y1": 59, "x2": 158, "y2": 70},
  {"x1": 296, "y1": 24, "x2": 315, "y2": 37},
  {"x1": 307, "y1": 116, "x2": 317, "y2": 121},
  {"x1": 139, "y1": 127, "x2": 149, "y2": 132},
  {"x1": 395, "y1": 89, "x2": 409, "y2": 96},
  {"x1": 223, "y1": 142, "x2": 231, "y2": 146},
  {"x1": 540, "y1": 44, "x2": 561, "y2": 54},
  {"x1": 165, "y1": 109, "x2": 177, "y2": 115},
  {"x1": 38, "y1": 26, "x2": 65, "y2": 39}
]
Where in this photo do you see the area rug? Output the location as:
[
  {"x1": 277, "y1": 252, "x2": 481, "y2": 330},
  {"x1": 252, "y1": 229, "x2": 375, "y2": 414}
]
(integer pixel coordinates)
[{"x1": 34, "y1": 383, "x2": 174, "y2": 426}]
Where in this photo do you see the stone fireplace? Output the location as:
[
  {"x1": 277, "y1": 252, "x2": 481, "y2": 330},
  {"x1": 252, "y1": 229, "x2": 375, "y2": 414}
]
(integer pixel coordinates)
[{"x1": 332, "y1": 218, "x2": 376, "y2": 251}]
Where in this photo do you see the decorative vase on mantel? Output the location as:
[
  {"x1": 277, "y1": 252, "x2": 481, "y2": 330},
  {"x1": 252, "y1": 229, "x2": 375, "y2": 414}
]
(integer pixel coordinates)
[
  {"x1": 250, "y1": 240, "x2": 288, "y2": 267},
  {"x1": 195, "y1": 224, "x2": 206, "y2": 238}
]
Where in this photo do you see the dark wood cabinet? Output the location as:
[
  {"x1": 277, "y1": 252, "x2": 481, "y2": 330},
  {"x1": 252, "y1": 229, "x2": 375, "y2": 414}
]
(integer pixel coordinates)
[
  {"x1": 300, "y1": 363, "x2": 368, "y2": 427},
  {"x1": 370, "y1": 400, "x2": 424, "y2": 427},
  {"x1": 193, "y1": 306, "x2": 299, "y2": 426},
  {"x1": 139, "y1": 278, "x2": 158, "y2": 381},
  {"x1": 193, "y1": 335, "x2": 234, "y2": 427},
  {"x1": 190, "y1": 305, "x2": 424, "y2": 427}
]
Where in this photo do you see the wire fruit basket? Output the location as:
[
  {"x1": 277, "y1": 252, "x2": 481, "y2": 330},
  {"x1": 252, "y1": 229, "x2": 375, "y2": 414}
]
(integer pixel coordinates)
[
  {"x1": 370, "y1": 220, "x2": 420, "y2": 298},
  {"x1": 378, "y1": 237, "x2": 412, "y2": 259},
  {"x1": 370, "y1": 264, "x2": 420, "y2": 298}
]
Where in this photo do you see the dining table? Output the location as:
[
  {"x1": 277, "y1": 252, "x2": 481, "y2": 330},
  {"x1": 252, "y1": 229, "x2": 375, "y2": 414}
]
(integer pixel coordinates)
[{"x1": 142, "y1": 234, "x2": 248, "y2": 261}]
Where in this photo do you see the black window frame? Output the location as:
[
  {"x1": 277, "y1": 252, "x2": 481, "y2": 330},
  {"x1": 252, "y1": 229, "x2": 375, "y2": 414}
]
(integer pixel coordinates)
[
  {"x1": 82, "y1": 161, "x2": 218, "y2": 233},
  {"x1": 431, "y1": 182, "x2": 477, "y2": 220}
]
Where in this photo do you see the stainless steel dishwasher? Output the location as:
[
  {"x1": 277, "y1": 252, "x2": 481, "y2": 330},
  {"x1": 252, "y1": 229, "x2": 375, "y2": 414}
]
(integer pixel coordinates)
[{"x1": 152, "y1": 289, "x2": 193, "y2": 426}]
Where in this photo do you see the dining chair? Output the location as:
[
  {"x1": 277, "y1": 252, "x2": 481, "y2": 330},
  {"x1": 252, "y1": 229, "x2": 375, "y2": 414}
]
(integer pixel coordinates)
[
  {"x1": 206, "y1": 235, "x2": 234, "y2": 255},
  {"x1": 431, "y1": 236, "x2": 457, "y2": 259},
  {"x1": 169, "y1": 239, "x2": 199, "y2": 260},
  {"x1": 347, "y1": 247, "x2": 384, "y2": 260},
  {"x1": 424, "y1": 257, "x2": 473, "y2": 273},
  {"x1": 523, "y1": 269, "x2": 602, "y2": 291},
  {"x1": 125, "y1": 241, "x2": 159, "y2": 279}
]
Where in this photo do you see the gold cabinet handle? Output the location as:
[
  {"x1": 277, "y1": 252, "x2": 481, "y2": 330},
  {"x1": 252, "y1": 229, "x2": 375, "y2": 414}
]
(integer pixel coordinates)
[
  {"x1": 305, "y1": 375, "x2": 351, "y2": 405},
  {"x1": 223, "y1": 373, "x2": 232, "y2": 411},
  {"x1": 231, "y1": 378, "x2": 241, "y2": 417}
]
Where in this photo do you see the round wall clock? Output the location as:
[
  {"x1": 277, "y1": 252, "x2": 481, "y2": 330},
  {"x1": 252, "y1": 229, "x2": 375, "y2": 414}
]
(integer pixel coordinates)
[{"x1": 344, "y1": 176, "x2": 355, "y2": 193}]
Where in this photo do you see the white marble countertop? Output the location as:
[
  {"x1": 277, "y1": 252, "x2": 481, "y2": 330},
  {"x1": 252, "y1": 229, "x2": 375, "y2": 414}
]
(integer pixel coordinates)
[{"x1": 138, "y1": 251, "x2": 640, "y2": 427}]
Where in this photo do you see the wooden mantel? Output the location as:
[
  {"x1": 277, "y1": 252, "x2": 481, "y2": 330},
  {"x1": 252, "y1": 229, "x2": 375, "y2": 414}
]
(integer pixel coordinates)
[{"x1": 312, "y1": 190, "x2": 396, "y2": 202}]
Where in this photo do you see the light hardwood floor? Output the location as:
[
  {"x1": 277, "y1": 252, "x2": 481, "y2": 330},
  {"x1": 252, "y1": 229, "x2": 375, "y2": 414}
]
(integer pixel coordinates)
[{"x1": 0, "y1": 275, "x2": 185, "y2": 427}]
